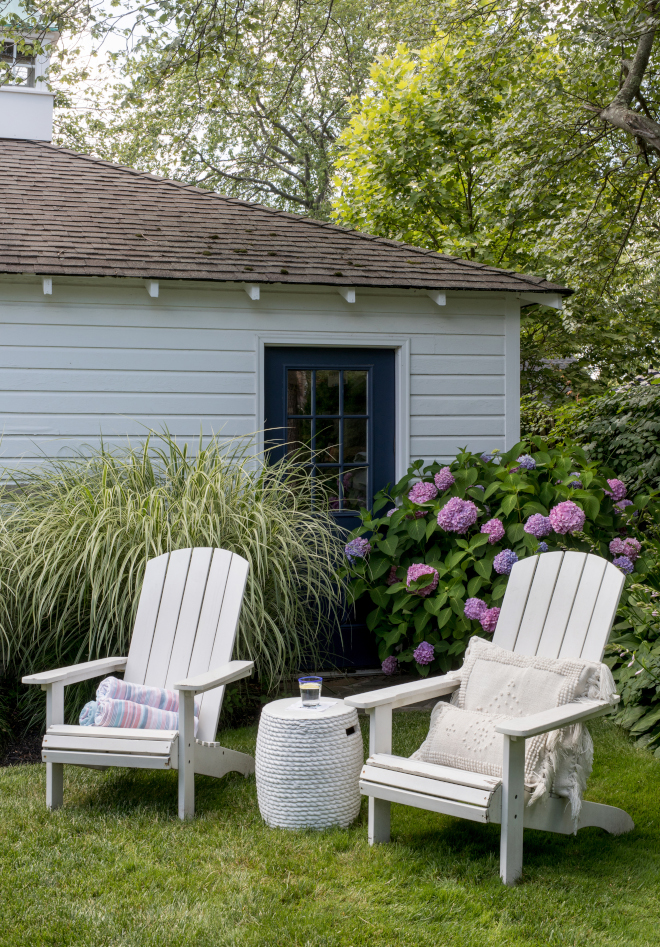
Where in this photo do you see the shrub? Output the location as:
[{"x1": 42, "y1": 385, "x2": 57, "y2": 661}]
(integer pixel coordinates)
[
  {"x1": 341, "y1": 439, "x2": 660, "y2": 677},
  {"x1": 521, "y1": 382, "x2": 660, "y2": 492},
  {"x1": 0, "y1": 432, "x2": 345, "y2": 731},
  {"x1": 605, "y1": 570, "x2": 660, "y2": 758}
]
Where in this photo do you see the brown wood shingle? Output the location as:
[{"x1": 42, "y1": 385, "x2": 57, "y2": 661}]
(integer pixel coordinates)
[{"x1": 0, "y1": 139, "x2": 571, "y2": 294}]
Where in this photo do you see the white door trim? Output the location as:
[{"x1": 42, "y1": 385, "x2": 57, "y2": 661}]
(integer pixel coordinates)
[{"x1": 255, "y1": 332, "x2": 411, "y2": 482}]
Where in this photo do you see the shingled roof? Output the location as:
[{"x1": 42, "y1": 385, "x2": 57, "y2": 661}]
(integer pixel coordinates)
[{"x1": 0, "y1": 138, "x2": 571, "y2": 295}]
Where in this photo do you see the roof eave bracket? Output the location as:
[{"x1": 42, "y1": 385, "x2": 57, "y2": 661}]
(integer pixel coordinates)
[{"x1": 516, "y1": 292, "x2": 563, "y2": 311}]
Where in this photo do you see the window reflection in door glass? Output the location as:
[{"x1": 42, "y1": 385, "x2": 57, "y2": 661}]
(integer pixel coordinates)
[
  {"x1": 286, "y1": 418, "x2": 312, "y2": 460},
  {"x1": 316, "y1": 370, "x2": 340, "y2": 415},
  {"x1": 315, "y1": 419, "x2": 340, "y2": 463},
  {"x1": 287, "y1": 370, "x2": 312, "y2": 415},
  {"x1": 343, "y1": 371, "x2": 367, "y2": 415},
  {"x1": 316, "y1": 466, "x2": 341, "y2": 511},
  {"x1": 343, "y1": 418, "x2": 367, "y2": 464},
  {"x1": 342, "y1": 467, "x2": 368, "y2": 510}
]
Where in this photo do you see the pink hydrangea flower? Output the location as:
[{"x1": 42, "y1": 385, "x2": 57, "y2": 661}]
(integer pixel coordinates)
[
  {"x1": 434, "y1": 467, "x2": 455, "y2": 491},
  {"x1": 408, "y1": 481, "x2": 438, "y2": 504},
  {"x1": 464, "y1": 598, "x2": 488, "y2": 621},
  {"x1": 548, "y1": 500, "x2": 586, "y2": 535},
  {"x1": 406, "y1": 563, "x2": 439, "y2": 597},
  {"x1": 610, "y1": 538, "x2": 625, "y2": 555},
  {"x1": 382, "y1": 656, "x2": 398, "y2": 675},
  {"x1": 524, "y1": 514, "x2": 552, "y2": 538},
  {"x1": 413, "y1": 641, "x2": 435, "y2": 665},
  {"x1": 437, "y1": 497, "x2": 478, "y2": 534},
  {"x1": 605, "y1": 479, "x2": 627, "y2": 502},
  {"x1": 481, "y1": 607, "x2": 500, "y2": 633},
  {"x1": 622, "y1": 538, "x2": 641, "y2": 561},
  {"x1": 481, "y1": 518, "x2": 505, "y2": 544}
]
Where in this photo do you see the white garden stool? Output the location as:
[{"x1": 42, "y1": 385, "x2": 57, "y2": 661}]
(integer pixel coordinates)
[{"x1": 256, "y1": 697, "x2": 363, "y2": 830}]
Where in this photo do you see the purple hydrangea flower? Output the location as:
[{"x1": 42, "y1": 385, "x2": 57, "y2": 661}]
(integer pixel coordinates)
[
  {"x1": 568, "y1": 472, "x2": 583, "y2": 489},
  {"x1": 344, "y1": 537, "x2": 371, "y2": 563},
  {"x1": 480, "y1": 453, "x2": 493, "y2": 463},
  {"x1": 408, "y1": 480, "x2": 438, "y2": 504},
  {"x1": 464, "y1": 597, "x2": 488, "y2": 621},
  {"x1": 386, "y1": 566, "x2": 398, "y2": 586},
  {"x1": 413, "y1": 641, "x2": 435, "y2": 665},
  {"x1": 481, "y1": 518, "x2": 505, "y2": 544},
  {"x1": 474, "y1": 484, "x2": 485, "y2": 492},
  {"x1": 615, "y1": 499, "x2": 634, "y2": 513},
  {"x1": 524, "y1": 514, "x2": 552, "y2": 538},
  {"x1": 437, "y1": 497, "x2": 478, "y2": 534},
  {"x1": 613, "y1": 555, "x2": 634, "y2": 574},
  {"x1": 406, "y1": 563, "x2": 439, "y2": 597},
  {"x1": 605, "y1": 479, "x2": 627, "y2": 502},
  {"x1": 538, "y1": 542, "x2": 549, "y2": 552},
  {"x1": 622, "y1": 538, "x2": 642, "y2": 561},
  {"x1": 549, "y1": 500, "x2": 586, "y2": 535},
  {"x1": 434, "y1": 467, "x2": 455, "y2": 491},
  {"x1": 481, "y1": 607, "x2": 501, "y2": 634},
  {"x1": 382, "y1": 656, "x2": 398, "y2": 675},
  {"x1": 516, "y1": 454, "x2": 536, "y2": 470},
  {"x1": 406, "y1": 510, "x2": 426, "y2": 520},
  {"x1": 493, "y1": 549, "x2": 518, "y2": 575},
  {"x1": 609, "y1": 538, "x2": 625, "y2": 555},
  {"x1": 386, "y1": 508, "x2": 395, "y2": 517}
]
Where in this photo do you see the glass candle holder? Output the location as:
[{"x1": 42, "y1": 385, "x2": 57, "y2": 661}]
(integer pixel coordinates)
[{"x1": 298, "y1": 676, "x2": 322, "y2": 707}]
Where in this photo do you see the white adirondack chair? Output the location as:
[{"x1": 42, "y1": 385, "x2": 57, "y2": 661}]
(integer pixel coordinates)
[
  {"x1": 345, "y1": 551, "x2": 635, "y2": 885},
  {"x1": 23, "y1": 547, "x2": 255, "y2": 820}
]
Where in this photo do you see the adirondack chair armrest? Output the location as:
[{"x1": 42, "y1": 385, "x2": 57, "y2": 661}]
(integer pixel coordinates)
[
  {"x1": 22, "y1": 656, "x2": 128, "y2": 688},
  {"x1": 174, "y1": 659, "x2": 254, "y2": 695},
  {"x1": 344, "y1": 673, "x2": 461, "y2": 711},
  {"x1": 495, "y1": 697, "x2": 619, "y2": 740}
]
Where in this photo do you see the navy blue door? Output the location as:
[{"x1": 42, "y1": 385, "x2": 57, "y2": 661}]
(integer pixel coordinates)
[{"x1": 264, "y1": 347, "x2": 395, "y2": 666}]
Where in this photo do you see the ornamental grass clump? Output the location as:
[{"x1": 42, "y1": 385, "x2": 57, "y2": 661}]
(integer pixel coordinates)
[
  {"x1": 340, "y1": 438, "x2": 660, "y2": 677},
  {"x1": 0, "y1": 432, "x2": 345, "y2": 723}
]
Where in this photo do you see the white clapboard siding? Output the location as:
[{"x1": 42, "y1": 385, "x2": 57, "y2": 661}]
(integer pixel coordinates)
[{"x1": 0, "y1": 279, "x2": 512, "y2": 468}]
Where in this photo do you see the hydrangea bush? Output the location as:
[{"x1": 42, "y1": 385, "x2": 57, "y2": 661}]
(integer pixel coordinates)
[{"x1": 340, "y1": 439, "x2": 660, "y2": 678}]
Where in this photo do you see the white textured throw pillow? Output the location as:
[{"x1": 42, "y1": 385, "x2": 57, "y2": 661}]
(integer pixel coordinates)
[{"x1": 412, "y1": 637, "x2": 616, "y2": 819}]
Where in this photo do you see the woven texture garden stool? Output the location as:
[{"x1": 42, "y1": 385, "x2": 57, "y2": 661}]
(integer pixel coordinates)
[{"x1": 256, "y1": 698, "x2": 363, "y2": 830}]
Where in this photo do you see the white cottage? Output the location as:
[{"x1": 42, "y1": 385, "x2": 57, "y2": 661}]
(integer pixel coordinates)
[{"x1": 0, "y1": 72, "x2": 569, "y2": 528}]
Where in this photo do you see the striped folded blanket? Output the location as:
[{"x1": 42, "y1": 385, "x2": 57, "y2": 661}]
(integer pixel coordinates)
[
  {"x1": 79, "y1": 698, "x2": 199, "y2": 735},
  {"x1": 96, "y1": 676, "x2": 200, "y2": 715}
]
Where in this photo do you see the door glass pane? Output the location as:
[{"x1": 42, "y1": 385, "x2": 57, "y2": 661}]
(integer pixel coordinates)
[
  {"x1": 286, "y1": 418, "x2": 312, "y2": 460},
  {"x1": 316, "y1": 370, "x2": 340, "y2": 415},
  {"x1": 342, "y1": 467, "x2": 368, "y2": 510},
  {"x1": 316, "y1": 466, "x2": 341, "y2": 511},
  {"x1": 287, "y1": 370, "x2": 312, "y2": 415},
  {"x1": 343, "y1": 370, "x2": 367, "y2": 415},
  {"x1": 315, "y1": 419, "x2": 340, "y2": 463},
  {"x1": 343, "y1": 418, "x2": 367, "y2": 464}
]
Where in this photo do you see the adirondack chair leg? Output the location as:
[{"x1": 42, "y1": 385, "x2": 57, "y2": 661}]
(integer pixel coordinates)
[
  {"x1": 368, "y1": 797, "x2": 391, "y2": 845},
  {"x1": 178, "y1": 692, "x2": 196, "y2": 820},
  {"x1": 366, "y1": 706, "x2": 392, "y2": 844},
  {"x1": 45, "y1": 682, "x2": 64, "y2": 810},
  {"x1": 500, "y1": 734, "x2": 525, "y2": 886}
]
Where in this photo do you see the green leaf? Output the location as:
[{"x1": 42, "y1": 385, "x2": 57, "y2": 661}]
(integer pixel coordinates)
[
  {"x1": 369, "y1": 587, "x2": 390, "y2": 608},
  {"x1": 366, "y1": 607, "x2": 381, "y2": 632},
  {"x1": 507, "y1": 522, "x2": 526, "y2": 542},
  {"x1": 467, "y1": 576, "x2": 483, "y2": 596},
  {"x1": 378, "y1": 535, "x2": 399, "y2": 557},
  {"x1": 436, "y1": 607, "x2": 453, "y2": 630},
  {"x1": 406, "y1": 516, "x2": 427, "y2": 541},
  {"x1": 501, "y1": 494, "x2": 519, "y2": 515},
  {"x1": 475, "y1": 559, "x2": 493, "y2": 579},
  {"x1": 369, "y1": 556, "x2": 392, "y2": 580}
]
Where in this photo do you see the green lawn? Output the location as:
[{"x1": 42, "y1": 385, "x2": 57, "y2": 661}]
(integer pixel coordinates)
[{"x1": 1, "y1": 713, "x2": 659, "y2": 947}]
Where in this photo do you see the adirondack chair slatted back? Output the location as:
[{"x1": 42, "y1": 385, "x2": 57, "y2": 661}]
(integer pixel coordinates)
[
  {"x1": 493, "y1": 551, "x2": 625, "y2": 663},
  {"x1": 123, "y1": 548, "x2": 249, "y2": 742}
]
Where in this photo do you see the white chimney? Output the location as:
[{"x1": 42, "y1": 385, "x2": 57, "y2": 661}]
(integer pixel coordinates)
[{"x1": 0, "y1": 2, "x2": 58, "y2": 142}]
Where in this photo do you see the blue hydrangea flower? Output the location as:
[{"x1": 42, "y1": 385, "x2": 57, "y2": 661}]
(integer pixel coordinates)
[
  {"x1": 538, "y1": 542, "x2": 549, "y2": 552},
  {"x1": 613, "y1": 555, "x2": 634, "y2": 574},
  {"x1": 493, "y1": 549, "x2": 518, "y2": 575},
  {"x1": 344, "y1": 537, "x2": 371, "y2": 563},
  {"x1": 516, "y1": 454, "x2": 536, "y2": 470}
]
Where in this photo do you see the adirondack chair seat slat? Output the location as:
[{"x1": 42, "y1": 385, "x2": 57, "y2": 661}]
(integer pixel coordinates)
[
  {"x1": 24, "y1": 547, "x2": 255, "y2": 819},
  {"x1": 345, "y1": 551, "x2": 634, "y2": 886}
]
